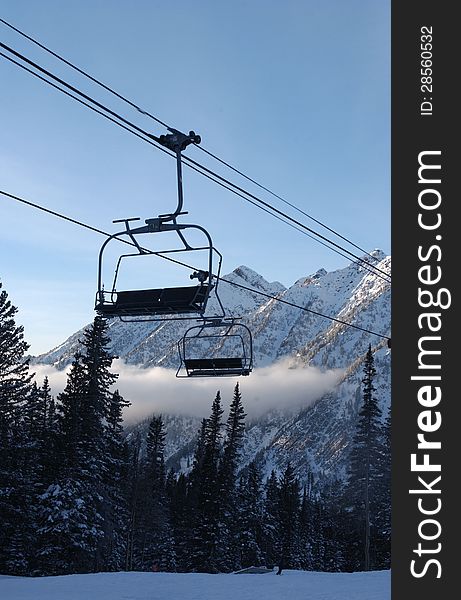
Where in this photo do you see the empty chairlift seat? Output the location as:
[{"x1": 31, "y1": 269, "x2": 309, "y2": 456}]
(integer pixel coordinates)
[
  {"x1": 184, "y1": 357, "x2": 251, "y2": 377},
  {"x1": 177, "y1": 319, "x2": 254, "y2": 378},
  {"x1": 96, "y1": 284, "x2": 212, "y2": 317}
]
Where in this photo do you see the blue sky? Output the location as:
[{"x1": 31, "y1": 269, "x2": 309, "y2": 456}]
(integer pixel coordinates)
[{"x1": 0, "y1": 0, "x2": 390, "y2": 354}]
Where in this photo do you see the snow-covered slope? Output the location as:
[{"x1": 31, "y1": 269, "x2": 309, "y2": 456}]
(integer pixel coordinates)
[{"x1": 0, "y1": 569, "x2": 391, "y2": 600}]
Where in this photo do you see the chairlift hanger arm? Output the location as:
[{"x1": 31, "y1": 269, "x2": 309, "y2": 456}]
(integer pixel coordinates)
[
  {"x1": 94, "y1": 127, "x2": 228, "y2": 322},
  {"x1": 157, "y1": 129, "x2": 201, "y2": 220}
]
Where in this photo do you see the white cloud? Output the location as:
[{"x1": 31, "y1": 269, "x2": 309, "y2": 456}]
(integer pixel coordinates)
[{"x1": 32, "y1": 359, "x2": 344, "y2": 423}]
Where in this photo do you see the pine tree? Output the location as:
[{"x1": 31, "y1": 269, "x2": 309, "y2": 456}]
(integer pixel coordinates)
[
  {"x1": 36, "y1": 317, "x2": 118, "y2": 574},
  {"x1": 56, "y1": 354, "x2": 87, "y2": 474},
  {"x1": 298, "y1": 485, "x2": 314, "y2": 570},
  {"x1": 235, "y1": 461, "x2": 264, "y2": 568},
  {"x1": 124, "y1": 432, "x2": 143, "y2": 571},
  {"x1": 36, "y1": 354, "x2": 95, "y2": 573},
  {"x1": 167, "y1": 471, "x2": 190, "y2": 571},
  {"x1": 319, "y1": 481, "x2": 347, "y2": 572},
  {"x1": 221, "y1": 384, "x2": 246, "y2": 482},
  {"x1": 278, "y1": 463, "x2": 301, "y2": 569},
  {"x1": 133, "y1": 415, "x2": 175, "y2": 572},
  {"x1": 263, "y1": 470, "x2": 280, "y2": 568},
  {"x1": 190, "y1": 391, "x2": 224, "y2": 572},
  {"x1": 102, "y1": 389, "x2": 131, "y2": 570},
  {"x1": 0, "y1": 281, "x2": 34, "y2": 574},
  {"x1": 188, "y1": 418, "x2": 207, "y2": 493},
  {"x1": 217, "y1": 383, "x2": 247, "y2": 570},
  {"x1": 375, "y1": 406, "x2": 391, "y2": 568},
  {"x1": 0, "y1": 281, "x2": 33, "y2": 422},
  {"x1": 80, "y1": 318, "x2": 118, "y2": 488},
  {"x1": 310, "y1": 496, "x2": 327, "y2": 571},
  {"x1": 344, "y1": 345, "x2": 383, "y2": 571},
  {"x1": 182, "y1": 418, "x2": 207, "y2": 570},
  {"x1": 23, "y1": 377, "x2": 57, "y2": 485},
  {"x1": 145, "y1": 415, "x2": 167, "y2": 488},
  {"x1": 25, "y1": 378, "x2": 60, "y2": 574}
]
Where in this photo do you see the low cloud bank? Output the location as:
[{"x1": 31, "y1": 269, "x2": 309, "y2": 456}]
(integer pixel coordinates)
[{"x1": 33, "y1": 359, "x2": 344, "y2": 423}]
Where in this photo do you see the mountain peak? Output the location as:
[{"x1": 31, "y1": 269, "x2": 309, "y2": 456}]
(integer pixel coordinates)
[
  {"x1": 312, "y1": 268, "x2": 327, "y2": 279},
  {"x1": 294, "y1": 267, "x2": 327, "y2": 287},
  {"x1": 232, "y1": 265, "x2": 263, "y2": 280},
  {"x1": 347, "y1": 249, "x2": 388, "y2": 275},
  {"x1": 369, "y1": 248, "x2": 386, "y2": 261},
  {"x1": 229, "y1": 265, "x2": 286, "y2": 294}
]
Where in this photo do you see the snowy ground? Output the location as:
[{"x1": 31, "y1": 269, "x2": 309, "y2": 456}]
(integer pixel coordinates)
[{"x1": 0, "y1": 569, "x2": 390, "y2": 600}]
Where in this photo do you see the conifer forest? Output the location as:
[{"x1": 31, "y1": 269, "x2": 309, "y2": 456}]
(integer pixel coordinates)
[{"x1": 0, "y1": 281, "x2": 390, "y2": 576}]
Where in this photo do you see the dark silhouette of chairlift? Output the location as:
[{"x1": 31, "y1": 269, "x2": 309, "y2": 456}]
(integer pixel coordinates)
[
  {"x1": 94, "y1": 129, "x2": 224, "y2": 322},
  {"x1": 177, "y1": 319, "x2": 253, "y2": 378}
]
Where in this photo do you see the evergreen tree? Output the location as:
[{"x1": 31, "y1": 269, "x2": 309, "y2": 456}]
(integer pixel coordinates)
[
  {"x1": 167, "y1": 471, "x2": 190, "y2": 571},
  {"x1": 80, "y1": 317, "x2": 118, "y2": 493},
  {"x1": 101, "y1": 389, "x2": 131, "y2": 570},
  {"x1": 124, "y1": 432, "x2": 143, "y2": 571},
  {"x1": 133, "y1": 415, "x2": 175, "y2": 571},
  {"x1": 56, "y1": 354, "x2": 88, "y2": 474},
  {"x1": 0, "y1": 281, "x2": 32, "y2": 421},
  {"x1": 183, "y1": 418, "x2": 207, "y2": 570},
  {"x1": 320, "y1": 481, "x2": 347, "y2": 572},
  {"x1": 375, "y1": 406, "x2": 391, "y2": 568},
  {"x1": 0, "y1": 281, "x2": 34, "y2": 574},
  {"x1": 344, "y1": 345, "x2": 383, "y2": 571},
  {"x1": 25, "y1": 378, "x2": 60, "y2": 574},
  {"x1": 188, "y1": 418, "x2": 207, "y2": 494},
  {"x1": 190, "y1": 391, "x2": 223, "y2": 572},
  {"x1": 221, "y1": 384, "x2": 246, "y2": 482},
  {"x1": 217, "y1": 383, "x2": 247, "y2": 570},
  {"x1": 235, "y1": 461, "x2": 264, "y2": 568},
  {"x1": 262, "y1": 470, "x2": 280, "y2": 568},
  {"x1": 310, "y1": 497, "x2": 327, "y2": 571},
  {"x1": 278, "y1": 463, "x2": 301, "y2": 569},
  {"x1": 36, "y1": 318, "x2": 117, "y2": 574},
  {"x1": 298, "y1": 485, "x2": 314, "y2": 570}
]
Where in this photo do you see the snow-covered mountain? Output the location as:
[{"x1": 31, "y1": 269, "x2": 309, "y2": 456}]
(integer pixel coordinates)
[
  {"x1": 36, "y1": 251, "x2": 389, "y2": 370},
  {"x1": 35, "y1": 263, "x2": 287, "y2": 369},
  {"x1": 35, "y1": 250, "x2": 391, "y2": 485}
]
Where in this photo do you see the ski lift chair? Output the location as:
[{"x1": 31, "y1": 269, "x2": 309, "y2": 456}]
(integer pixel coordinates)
[
  {"x1": 95, "y1": 217, "x2": 224, "y2": 322},
  {"x1": 177, "y1": 319, "x2": 253, "y2": 377},
  {"x1": 95, "y1": 129, "x2": 225, "y2": 322}
]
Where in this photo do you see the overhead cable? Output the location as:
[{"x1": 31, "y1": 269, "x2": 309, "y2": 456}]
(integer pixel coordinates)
[
  {"x1": 0, "y1": 15, "x2": 380, "y2": 263},
  {"x1": 0, "y1": 39, "x2": 391, "y2": 283},
  {"x1": 1, "y1": 188, "x2": 391, "y2": 342}
]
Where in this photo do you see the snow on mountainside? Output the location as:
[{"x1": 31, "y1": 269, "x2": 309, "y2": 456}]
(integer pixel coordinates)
[
  {"x1": 35, "y1": 254, "x2": 389, "y2": 371},
  {"x1": 35, "y1": 265, "x2": 286, "y2": 370},
  {"x1": 34, "y1": 252, "x2": 391, "y2": 485}
]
